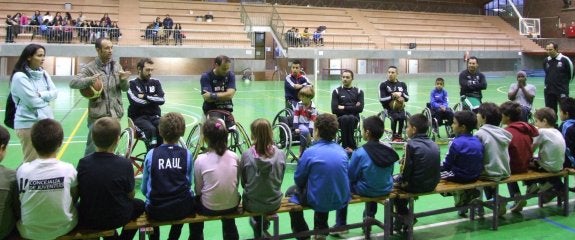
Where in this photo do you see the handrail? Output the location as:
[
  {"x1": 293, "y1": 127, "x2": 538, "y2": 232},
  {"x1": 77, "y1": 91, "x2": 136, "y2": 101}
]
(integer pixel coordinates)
[
  {"x1": 239, "y1": 2, "x2": 254, "y2": 44},
  {"x1": 270, "y1": 5, "x2": 288, "y2": 48},
  {"x1": 0, "y1": 25, "x2": 533, "y2": 51}
]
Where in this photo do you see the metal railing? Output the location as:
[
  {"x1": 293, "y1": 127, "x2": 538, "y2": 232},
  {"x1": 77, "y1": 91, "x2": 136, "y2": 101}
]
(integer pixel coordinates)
[{"x1": 1, "y1": 24, "x2": 535, "y2": 51}]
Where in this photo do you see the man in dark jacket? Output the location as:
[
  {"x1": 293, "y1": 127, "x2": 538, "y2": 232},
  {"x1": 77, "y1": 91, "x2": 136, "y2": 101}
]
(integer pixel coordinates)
[
  {"x1": 127, "y1": 58, "x2": 165, "y2": 149},
  {"x1": 331, "y1": 70, "x2": 364, "y2": 153}
]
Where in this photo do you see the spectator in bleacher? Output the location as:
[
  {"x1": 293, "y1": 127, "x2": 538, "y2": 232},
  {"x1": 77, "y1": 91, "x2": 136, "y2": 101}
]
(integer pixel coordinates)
[
  {"x1": 89, "y1": 20, "x2": 98, "y2": 43},
  {"x1": 294, "y1": 28, "x2": 302, "y2": 47},
  {"x1": 285, "y1": 59, "x2": 312, "y2": 109},
  {"x1": 475, "y1": 102, "x2": 511, "y2": 217},
  {"x1": 5, "y1": 14, "x2": 17, "y2": 43},
  {"x1": 543, "y1": 42, "x2": 575, "y2": 116},
  {"x1": 30, "y1": 11, "x2": 42, "y2": 40},
  {"x1": 563, "y1": 0, "x2": 572, "y2": 8},
  {"x1": 38, "y1": 19, "x2": 49, "y2": 40},
  {"x1": 76, "y1": 12, "x2": 84, "y2": 27},
  {"x1": 153, "y1": 16, "x2": 161, "y2": 28},
  {"x1": 101, "y1": 13, "x2": 111, "y2": 27},
  {"x1": 77, "y1": 117, "x2": 145, "y2": 240},
  {"x1": 110, "y1": 22, "x2": 121, "y2": 43},
  {"x1": 508, "y1": 71, "x2": 536, "y2": 122},
  {"x1": 16, "y1": 119, "x2": 78, "y2": 240},
  {"x1": 63, "y1": 19, "x2": 73, "y2": 44},
  {"x1": 30, "y1": 10, "x2": 42, "y2": 26},
  {"x1": 500, "y1": 101, "x2": 539, "y2": 213},
  {"x1": 53, "y1": 12, "x2": 63, "y2": 25},
  {"x1": 240, "y1": 118, "x2": 286, "y2": 239},
  {"x1": 163, "y1": 14, "x2": 173, "y2": 38},
  {"x1": 393, "y1": 114, "x2": 440, "y2": 230},
  {"x1": 332, "y1": 116, "x2": 398, "y2": 237},
  {"x1": 331, "y1": 70, "x2": 364, "y2": 153},
  {"x1": 285, "y1": 27, "x2": 295, "y2": 47},
  {"x1": 191, "y1": 118, "x2": 240, "y2": 240},
  {"x1": 313, "y1": 28, "x2": 323, "y2": 47},
  {"x1": 19, "y1": 12, "x2": 28, "y2": 33},
  {"x1": 0, "y1": 126, "x2": 17, "y2": 240},
  {"x1": 440, "y1": 111, "x2": 483, "y2": 217},
  {"x1": 459, "y1": 56, "x2": 487, "y2": 112},
  {"x1": 79, "y1": 20, "x2": 90, "y2": 43},
  {"x1": 174, "y1": 23, "x2": 183, "y2": 45},
  {"x1": 205, "y1": 11, "x2": 214, "y2": 22},
  {"x1": 97, "y1": 20, "x2": 107, "y2": 39},
  {"x1": 64, "y1": 12, "x2": 72, "y2": 22},
  {"x1": 287, "y1": 113, "x2": 350, "y2": 240},
  {"x1": 142, "y1": 113, "x2": 195, "y2": 240},
  {"x1": 43, "y1": 11, "x2": 53, "y2": 24},
  {"x1": 11, "y1": 13, "x2": 21, "y2": 37},
  {"x1": 302, "y1": 27, "x2": 311, "y2": 47}
]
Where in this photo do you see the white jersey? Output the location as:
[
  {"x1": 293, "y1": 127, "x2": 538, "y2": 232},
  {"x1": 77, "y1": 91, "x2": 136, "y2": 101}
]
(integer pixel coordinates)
[
  {"x1": 17, "y1": 158, "x2": 78, "y2": 240},
  {"x1": 533, "y1": 128, "x2": 566, "y2": 173}
]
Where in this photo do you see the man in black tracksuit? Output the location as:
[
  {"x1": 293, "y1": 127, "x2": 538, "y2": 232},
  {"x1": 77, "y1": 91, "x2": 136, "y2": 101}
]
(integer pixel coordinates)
[
  {"x1": 543, "y1": 42, "x2": 574, "y2": 115},
  {"x1": 331, "y1": 70, "x2": 364, "y2": 153},
  {"x1": 127, "y1": 58, "x2": 165, "y2": 149}
]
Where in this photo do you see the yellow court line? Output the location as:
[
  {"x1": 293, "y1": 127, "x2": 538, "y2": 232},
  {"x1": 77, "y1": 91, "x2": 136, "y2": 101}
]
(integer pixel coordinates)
[{"x1": 57, "y1": 109, "x2": 88, "y2": 159}]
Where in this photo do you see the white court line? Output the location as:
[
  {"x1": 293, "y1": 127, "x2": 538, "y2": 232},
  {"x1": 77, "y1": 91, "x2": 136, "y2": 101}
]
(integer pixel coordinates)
[{"x1": 345, "y1": 199, "x2": 575, "y2": 240}]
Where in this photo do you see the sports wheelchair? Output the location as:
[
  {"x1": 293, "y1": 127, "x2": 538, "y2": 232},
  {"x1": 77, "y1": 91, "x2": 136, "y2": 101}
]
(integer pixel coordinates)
[
  {"x1": 185, "y1": 111, "x2": 251, "y2": 159},
  {"x1": 377, "y1": 109, "x2": 411, "y2": 143},
  {"x1": 115, "y1": 118, "x2": 186, "y2": 177},
  {"x1": 272, "y1": 107, "x2": 300, "y2": 162},
  {"x1": 421, "y1": 103, "x2": 454, "y2": 142}
]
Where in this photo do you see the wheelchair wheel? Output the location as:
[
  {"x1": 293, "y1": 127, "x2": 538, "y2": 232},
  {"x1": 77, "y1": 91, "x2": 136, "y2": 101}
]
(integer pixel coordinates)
[
  {"x1": 453, "y1": 102, "x2": 463, "y2": 112},
  {"x1": 272, "y1": 108, "x2": 294, "y2": 126},
  {"x1": 229, "y1": 122, "x2": 252, "y2": 155},
  {"x1": 273, "y1": 122, "x2": 292, "y2": 159},
  {"x1": 401, "y1": 112, "x2": 412, "y2": 140},
  {"x1": 115, "y1": 127, "x2": 134, "y2": 159},
  {"x1": 421, "y1": 108, "x2": 435, "y2": 141},
  {"x1": 377, "y1": 110, "x2": 393, "y2": 142},
  {"x1": 186, "y1": 123, "x2": 204, "y2": 159}
]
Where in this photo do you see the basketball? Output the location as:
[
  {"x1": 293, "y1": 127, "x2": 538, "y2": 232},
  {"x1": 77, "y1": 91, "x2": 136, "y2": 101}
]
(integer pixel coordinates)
[
  {"x1": 80, "y1": 78, "x2": 103, "y2": 99},
  {"x1": 389, "y1": 97, "x2": 405, "y2": 111}
]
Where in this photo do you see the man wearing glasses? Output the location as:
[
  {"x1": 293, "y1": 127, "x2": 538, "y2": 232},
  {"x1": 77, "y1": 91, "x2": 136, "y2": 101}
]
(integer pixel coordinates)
[{"x1": 331, "y1": 70, "x2": 364, "y2": 154}]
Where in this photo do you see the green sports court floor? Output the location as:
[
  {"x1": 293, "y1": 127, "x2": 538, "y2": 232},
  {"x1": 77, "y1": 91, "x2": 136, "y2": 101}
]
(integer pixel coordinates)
[{"x1": 1, "y1": 74, "x2": 574, "y2": 239}]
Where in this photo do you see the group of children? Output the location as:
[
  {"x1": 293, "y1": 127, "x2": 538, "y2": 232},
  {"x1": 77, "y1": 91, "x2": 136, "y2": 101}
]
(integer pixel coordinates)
[
  {"x1": 2, "y1": 71, "x2": 575, "y2": 239},
  {"x1": 0, "y1": 113, "x2": 288, "y2": 240}
]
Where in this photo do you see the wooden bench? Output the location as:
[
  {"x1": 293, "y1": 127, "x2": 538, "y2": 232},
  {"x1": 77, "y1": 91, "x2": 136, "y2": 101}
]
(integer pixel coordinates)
[
  {"x1": 392, "y1": 170, "x2": 570, "y2": 240},
  {"x1": 123, "y1": 194, "x2": 392, "y2": 240},
  {"x1": 54, "y1": 228, "x2": 116, "y2": 240}
]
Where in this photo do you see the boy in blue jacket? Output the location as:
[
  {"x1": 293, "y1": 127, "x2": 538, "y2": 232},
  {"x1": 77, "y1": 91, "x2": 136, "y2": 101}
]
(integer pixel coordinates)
[
  {"x1": 440, "y1": 111, "x2": 484, "y2": 216},
  {"x1": 287, "y1": 113, "x2": 350, "y2": 240},
  {"x1": 430, "y1": 77, "x2": 454, "y2": 133},
  {"x1": 332, "y1": 116, "x2": 399, "y2": 236}
]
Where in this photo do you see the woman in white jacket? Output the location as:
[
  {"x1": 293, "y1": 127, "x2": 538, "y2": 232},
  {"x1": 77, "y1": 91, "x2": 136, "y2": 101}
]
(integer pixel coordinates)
[{"x1": 10, "y1": 44, "x2": 57, "y2": 162}]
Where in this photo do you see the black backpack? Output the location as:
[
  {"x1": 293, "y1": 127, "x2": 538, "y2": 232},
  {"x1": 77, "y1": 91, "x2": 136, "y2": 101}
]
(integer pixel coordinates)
[
  {"x1": 4, "y1": 72, "x2": 48, "y2": 129},
  {"x1": 4, "y1": 93, "x2": 16, "y2": 129}
]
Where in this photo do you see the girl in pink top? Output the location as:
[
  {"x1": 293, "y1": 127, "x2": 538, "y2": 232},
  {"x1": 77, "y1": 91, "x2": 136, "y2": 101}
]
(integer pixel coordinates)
[{"x1": 191, "y1": 118, "x2": 240, "y2": 239}]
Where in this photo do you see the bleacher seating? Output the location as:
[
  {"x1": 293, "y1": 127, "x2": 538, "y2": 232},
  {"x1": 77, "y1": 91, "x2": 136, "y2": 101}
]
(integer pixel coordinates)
[{"x1": 0, "y1": 1, "x2": 544, "y2": 51}]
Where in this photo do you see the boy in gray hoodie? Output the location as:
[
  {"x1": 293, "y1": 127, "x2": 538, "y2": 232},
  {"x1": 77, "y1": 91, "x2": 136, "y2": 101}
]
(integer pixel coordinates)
[{"x1": 475, "y1": 102, "x2": 512, "y2": 216}]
